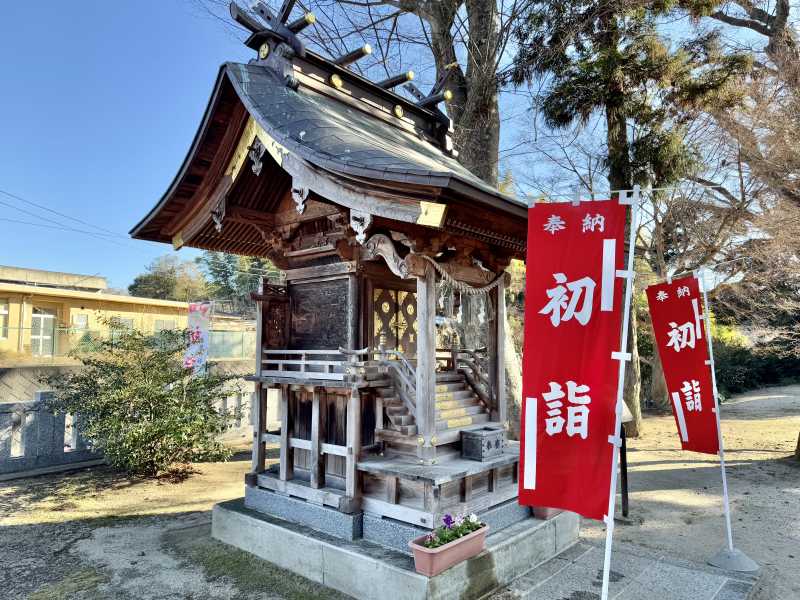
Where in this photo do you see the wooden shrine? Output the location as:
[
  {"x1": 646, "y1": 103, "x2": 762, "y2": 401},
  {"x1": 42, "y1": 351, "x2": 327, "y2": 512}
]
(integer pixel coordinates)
[{"x1": 131, "y1": 1, "x2": 529, "y2": 535}]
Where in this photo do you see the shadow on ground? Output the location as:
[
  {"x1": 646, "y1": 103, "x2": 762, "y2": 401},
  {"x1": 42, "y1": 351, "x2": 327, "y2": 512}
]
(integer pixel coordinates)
[{"x1": 0, "y1": 509, "x2": 350, "y2": 600}]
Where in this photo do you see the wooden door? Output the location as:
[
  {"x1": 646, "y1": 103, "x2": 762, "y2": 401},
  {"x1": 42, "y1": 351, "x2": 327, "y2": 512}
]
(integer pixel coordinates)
[{"x1": 371, "y1": 287, "x2": 417, "y2": 356}]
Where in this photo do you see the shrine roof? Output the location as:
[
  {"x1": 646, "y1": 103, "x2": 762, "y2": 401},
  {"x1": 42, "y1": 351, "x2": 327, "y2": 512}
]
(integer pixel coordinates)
[
  {"x1": 130, "y1": 60, "x2": 527, "y2": 246},
  {"x1": 225, "y1": 61, "x2": 519, "y2": 202}
]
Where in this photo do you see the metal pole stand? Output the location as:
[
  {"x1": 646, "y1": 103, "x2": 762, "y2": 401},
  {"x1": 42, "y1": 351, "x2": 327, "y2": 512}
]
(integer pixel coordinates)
[{"x1": 698, "y1": 269, "x2": 759, "y2": 574}]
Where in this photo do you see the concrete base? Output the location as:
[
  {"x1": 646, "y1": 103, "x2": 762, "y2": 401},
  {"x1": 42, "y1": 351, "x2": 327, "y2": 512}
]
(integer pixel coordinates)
[
  {"x1": 363, "y1": 498, "x2": 533, "y2": 555},
  {"x1": 707, "y1": 547, "x2": 760, "y2": 573},
  {"x1": 212, "y1": 498, "x2": 580, "y2": 600},
  {"x1": 244, "y1": 485, "x2": 363, "y2": 540}
]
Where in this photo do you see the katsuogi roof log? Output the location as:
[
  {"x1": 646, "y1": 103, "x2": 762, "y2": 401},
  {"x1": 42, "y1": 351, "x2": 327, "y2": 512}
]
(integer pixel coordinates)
[{"x1": 130, "y1": 2, "x2": 527, "y2": 260}]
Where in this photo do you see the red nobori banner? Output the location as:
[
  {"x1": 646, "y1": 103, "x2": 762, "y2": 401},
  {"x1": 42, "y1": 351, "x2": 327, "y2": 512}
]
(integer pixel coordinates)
[
  {"x1": 645, "y1": 276, "x2": 719, "y2": 455},
  {"x1": 518, "y1": 201, "x2": 627, "y2": 520}
]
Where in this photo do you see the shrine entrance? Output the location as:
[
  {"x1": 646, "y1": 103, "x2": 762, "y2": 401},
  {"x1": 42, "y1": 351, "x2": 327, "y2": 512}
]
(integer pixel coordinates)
[{"x1": 368, "y1": 282, "x2": 417, "y2": 356}]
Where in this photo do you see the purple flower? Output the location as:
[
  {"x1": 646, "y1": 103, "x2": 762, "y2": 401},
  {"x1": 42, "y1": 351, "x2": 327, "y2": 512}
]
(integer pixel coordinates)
[{"x1": 442, "y1": 514, "x2": 454, "y2": 529}]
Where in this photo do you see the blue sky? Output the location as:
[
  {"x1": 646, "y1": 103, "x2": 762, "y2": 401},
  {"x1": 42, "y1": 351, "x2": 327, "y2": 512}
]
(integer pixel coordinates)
[
  {"x1": 0, "y1": 1, "x2": 537, "y2": 291},
  {"x1": 0, "y1": 1, "x2": 252, "y2": 290}
]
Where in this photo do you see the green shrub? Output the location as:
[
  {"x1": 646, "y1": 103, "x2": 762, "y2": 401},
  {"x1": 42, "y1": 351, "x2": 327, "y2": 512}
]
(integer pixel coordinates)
[{"x1": 43, "y1": 327, "x2": 234, "y2": 477}]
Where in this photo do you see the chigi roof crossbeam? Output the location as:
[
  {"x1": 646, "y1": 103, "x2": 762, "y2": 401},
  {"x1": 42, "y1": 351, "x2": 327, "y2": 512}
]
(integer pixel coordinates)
[{"x1": 228, "y1": 0, "x2": 457, "y2": 156}]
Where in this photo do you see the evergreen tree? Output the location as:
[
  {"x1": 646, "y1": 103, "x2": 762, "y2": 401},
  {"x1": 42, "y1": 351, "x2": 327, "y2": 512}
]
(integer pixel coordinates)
[
  {"x1": 128, "y1": 255, "x2": 207, "y2": 301},
  {"x1": 510, "y1": 5, "x2": 750, "y2": 432},
  {"x1": 197, "y1": 251, "x2": 280, "y2": 314}
]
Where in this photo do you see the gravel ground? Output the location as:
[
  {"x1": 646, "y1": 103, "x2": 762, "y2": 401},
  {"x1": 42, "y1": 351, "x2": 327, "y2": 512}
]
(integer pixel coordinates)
[{"x1": 0, "y1": 386, "x2": 797, "y2": 599}]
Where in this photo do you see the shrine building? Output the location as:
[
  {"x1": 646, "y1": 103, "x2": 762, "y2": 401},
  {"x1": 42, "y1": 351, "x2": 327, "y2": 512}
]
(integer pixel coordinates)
[{"x1": 131, "y1": 3, "x2": 578, "y2": 596}]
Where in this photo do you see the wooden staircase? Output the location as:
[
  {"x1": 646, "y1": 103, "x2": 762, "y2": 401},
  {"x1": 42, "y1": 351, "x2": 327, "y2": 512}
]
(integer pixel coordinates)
[
  {"x1": 434, "y1": 372, "x2": 490, "y2": 432},
  {"x1": 376, "y1": 371, "x2": 492, "y2": 456}
]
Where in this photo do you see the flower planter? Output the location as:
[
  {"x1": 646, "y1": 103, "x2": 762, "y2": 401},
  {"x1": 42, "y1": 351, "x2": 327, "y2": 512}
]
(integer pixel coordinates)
[{"x1": 409, "y1": 525, "x2": 489, "y2": 577}]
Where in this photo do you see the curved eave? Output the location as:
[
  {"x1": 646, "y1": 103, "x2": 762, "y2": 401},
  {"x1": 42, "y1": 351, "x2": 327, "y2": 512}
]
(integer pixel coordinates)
[{"x1": 131, "y1": 62, "x2": 527, "y2": 244}]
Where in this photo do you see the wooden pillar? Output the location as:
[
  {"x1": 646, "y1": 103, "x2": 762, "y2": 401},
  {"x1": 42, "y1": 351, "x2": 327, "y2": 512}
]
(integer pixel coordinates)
[
  {"x1": 415, "y1": 264, "x2": 437, "y2": 463},
  {"x1": 345, "y1": 386, "x2": 362, "y2": 499},
  {"x1": 347, "y1": 273, "x2": 360, "y2": 350},
  {"x1": 496, "y1": 273, "x2": 507, "y2": 426},
  {"x1": 250, "y1": 383, "x2": 266, "y2": 474},
  {"x1": 250, "y1": 296, "x2": 266, "y2": 475},
  {"x1": 279, "y1": 384, "x2": 294, "y2": 481},
  {"x1": 310, "y1": 387, "x2": 325, "y2": 489},
  {"x1": 488, "y1": 288, "x2": 499, "y2": 421}
]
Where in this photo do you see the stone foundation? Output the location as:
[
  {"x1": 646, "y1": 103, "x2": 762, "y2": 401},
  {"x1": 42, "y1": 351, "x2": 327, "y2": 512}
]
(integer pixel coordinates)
[
  {"x1": 212, "y1": 498, "x2": 580, "y2": 600},
  {"x1": 244, "y1": 485, "x2": 363, "y2": 540}
]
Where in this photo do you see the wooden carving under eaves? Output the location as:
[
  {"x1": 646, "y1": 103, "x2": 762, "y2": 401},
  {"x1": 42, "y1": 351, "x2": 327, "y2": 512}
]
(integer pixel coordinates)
[{"x1": 362, "y1": 233, "x2": 410, "y2": 279}]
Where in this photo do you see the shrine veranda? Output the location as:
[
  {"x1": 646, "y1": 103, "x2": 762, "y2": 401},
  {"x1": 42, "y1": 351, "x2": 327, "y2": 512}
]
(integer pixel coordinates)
[{"x1": 130, "y1": 2, "x2": 578, "y2": 592}]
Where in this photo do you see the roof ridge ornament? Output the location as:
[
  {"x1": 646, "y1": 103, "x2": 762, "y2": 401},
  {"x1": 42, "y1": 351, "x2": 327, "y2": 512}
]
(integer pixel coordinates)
[
  {"x1": 230, "y1": 1, "x2": 306, "y2": 57},
  {"x1": 229, "y1": 0, "x2": 457, "y2": 157}
]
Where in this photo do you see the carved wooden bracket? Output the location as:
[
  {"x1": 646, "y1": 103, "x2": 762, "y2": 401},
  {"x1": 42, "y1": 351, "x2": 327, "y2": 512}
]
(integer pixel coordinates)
[
  {"x1": 363, "y1": 233, "x2": 410, "y2": 279},
  {"x1": 291, "y1": 186, "x2": 309, "y2": 214},
  {"x1": 211, "y1": 195, "x2": 226, "y2": 233},
  {"x1": 350, "y1": 210, "x2": 372, "y2": 244},
  {"x1": 248, "y1": 137, "x2": 267, "y2": 176}
]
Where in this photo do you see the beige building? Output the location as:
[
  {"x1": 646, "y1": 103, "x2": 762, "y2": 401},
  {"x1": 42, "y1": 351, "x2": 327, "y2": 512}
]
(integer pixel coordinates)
[
  {"x1": 0, "y1": 266, "x2": 260, "y2": 479},
  {"x1": 0, "y1": 266, "x2": 189, "y2": 365}
]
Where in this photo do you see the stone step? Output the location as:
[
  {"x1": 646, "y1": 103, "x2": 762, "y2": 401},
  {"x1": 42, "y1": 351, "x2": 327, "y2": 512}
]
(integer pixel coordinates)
[
  {"x1": 436, "y1": 405, "x2": 485, "y2": 420},
  {"x1": 435, "y1": 382, "x2": 466, "y2": 393},
  {"x1": 394, "y1": 424, "x2": 417, "y2": 436},
  {"x1": 435, "y1": 371, "x2": 464, "y2": 383},
  {"x1": 436, "y1": 398, "x2": 481, "y2": 411},
  {"x1": 385, "y1": 404, "x2": 408, "y2": 416},
  {"x1": 436, "y1": 389, "x2": 473, "y2": 401},
  {"x1": 436, "y1": 412, "x2": 490, "y2": 431}
]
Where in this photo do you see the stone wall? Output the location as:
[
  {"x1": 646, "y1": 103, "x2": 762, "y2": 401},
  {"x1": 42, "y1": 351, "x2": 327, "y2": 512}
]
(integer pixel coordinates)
[{"x1": 0, "y1": 360, "x2": 259, "y2": 478}]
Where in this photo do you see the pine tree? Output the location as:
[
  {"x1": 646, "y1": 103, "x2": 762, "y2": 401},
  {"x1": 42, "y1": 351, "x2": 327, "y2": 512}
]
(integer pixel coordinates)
[{"x1": 510, "y1": 4, "x2": 750, "y2": 432}]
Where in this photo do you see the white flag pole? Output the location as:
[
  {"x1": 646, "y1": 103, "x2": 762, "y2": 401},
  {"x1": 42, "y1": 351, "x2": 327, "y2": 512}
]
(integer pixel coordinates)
[
  {"x1": 698, "y1": 270, "x2": 759, "y2": 572},
  {"x1": 600, "y1": 186, "x2": 639, "y2": 600}
]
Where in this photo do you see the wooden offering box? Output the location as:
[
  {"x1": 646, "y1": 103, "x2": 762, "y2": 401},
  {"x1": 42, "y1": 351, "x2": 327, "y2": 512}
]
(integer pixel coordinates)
[{"x1": 462, "y1": 426, "x2": 507, "y2": 461}]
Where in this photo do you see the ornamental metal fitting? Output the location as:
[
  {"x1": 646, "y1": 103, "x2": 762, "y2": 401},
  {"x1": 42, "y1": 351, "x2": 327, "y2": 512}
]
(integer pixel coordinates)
[
  {"x1": 258, "y1": 42, "x2": 270, "y2": 60},
  {"x1": 430, "y1": 435, "x2": 438, "y2": 445},
  {"x1": 417, "y1": 435, "x2": 424, "y2": 446}
]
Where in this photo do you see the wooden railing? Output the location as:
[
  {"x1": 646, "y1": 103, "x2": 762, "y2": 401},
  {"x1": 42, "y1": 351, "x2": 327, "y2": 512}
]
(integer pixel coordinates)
[
  {"x1": 437, "y1": 347, "x2": 493, "y2": 410},
  {"x1": 261, "y1": 349, "x2": 348, "y2": 381},
  {"x1": 379, "y1": 349, "x2": 417, "y2": 422}
]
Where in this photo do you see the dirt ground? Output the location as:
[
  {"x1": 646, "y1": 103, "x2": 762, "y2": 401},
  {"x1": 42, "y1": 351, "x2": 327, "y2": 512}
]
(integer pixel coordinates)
[
  {"x1": 0, "y1": 386, "x2": 798, "y2": 599},
  {"x1": 582, "y1": 384, "x2": 800, "y2": 599}
]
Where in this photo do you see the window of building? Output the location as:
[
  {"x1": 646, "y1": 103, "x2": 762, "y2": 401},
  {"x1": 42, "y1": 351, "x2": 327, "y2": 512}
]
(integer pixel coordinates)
[
  {"x1": 30, "y1": 307, "x2": 57, "y2": 356},
  {"x1": 118, "y1": 318, "x2": 134, "y2": 329},
  {"x1": 154, "y1": 319, "x2": 176, "y2": 332},
  {"x1": 0, "y1": 299, "x2": 8, "y2": 339},
  {"x1": 72, "y1": 314, "x2": 88, "y2": 330}
]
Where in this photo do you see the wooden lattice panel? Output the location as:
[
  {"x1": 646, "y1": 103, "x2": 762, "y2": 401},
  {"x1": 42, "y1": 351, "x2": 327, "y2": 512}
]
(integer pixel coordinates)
[{"x1": 372, "y1": 288, "x2": 417, "y2": 356}]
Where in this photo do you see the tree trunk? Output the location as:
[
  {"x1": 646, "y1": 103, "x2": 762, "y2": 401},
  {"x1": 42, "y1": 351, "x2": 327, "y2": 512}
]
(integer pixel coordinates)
[
  {"x1": 649, "y1": 340, "x2": 670, "y2": 411},
  {"x1": 605, "y1": 96, "x2": 643, "y2": 436},
  {"x1": 624, "y1": 313, "x2": 643, "y2": 437}
]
